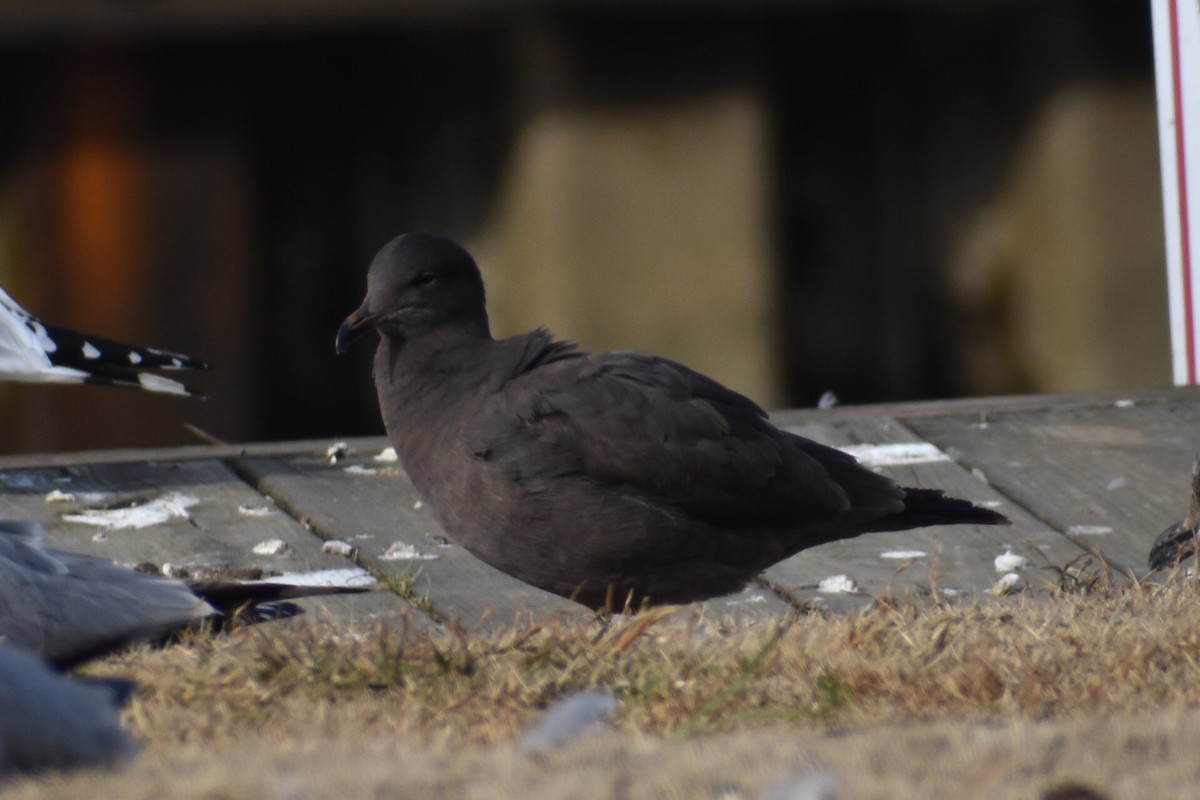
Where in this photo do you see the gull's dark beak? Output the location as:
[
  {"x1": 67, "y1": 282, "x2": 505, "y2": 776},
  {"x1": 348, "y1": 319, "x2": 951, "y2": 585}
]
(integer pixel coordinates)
[
  {"x1": 1149, "y1": 519, "x2": 1196, "y2": 571},
  {"x1": 335, "y1": 302, "x2": 376, "y2": 354}
]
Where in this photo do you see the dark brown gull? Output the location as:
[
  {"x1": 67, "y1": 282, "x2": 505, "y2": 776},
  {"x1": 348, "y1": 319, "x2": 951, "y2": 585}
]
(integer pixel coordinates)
[{"x1": 337, "y1": 231, "x2": 1007, "y2": 609}]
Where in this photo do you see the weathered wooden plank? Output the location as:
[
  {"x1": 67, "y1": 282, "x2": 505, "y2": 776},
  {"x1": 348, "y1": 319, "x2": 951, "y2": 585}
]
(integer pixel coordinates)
[
  {"x1": 902, "y1": 394, "x2": 1200, "y2": 575},
  {"x1": 8, "y1": 387, "x2": 1190, "y2": 626},
  {"x1": 0, "y1": 436, "x2": 393, "y2": 472},
  {"x1": 0, "y1": 458, "x2": 411, "y2": 625},
  {"x1": 234, "y1": 449, "x2": 590, "y2": 628},
  {"x1": 700, "y1": 583, "x2": 796, "y2": 620},
  {"x1": 760, "y1": 417, "x2": 1081, "y2": 610},
  {"x1": 235, "y1": 447, "x2": 795, "y2": 626},
  {"x1": 3, "y1": 387, "x2": 1193, "y2": 472},
  {"x1": 771, "y1": 385, "x2": 1200, "y2": 427}
]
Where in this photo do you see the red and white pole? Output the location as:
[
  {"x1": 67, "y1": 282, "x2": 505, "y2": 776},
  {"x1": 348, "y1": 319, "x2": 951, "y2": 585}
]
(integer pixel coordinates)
[{"x1": 1153, "y1": 0, "x2": 1200, "y2": 384}]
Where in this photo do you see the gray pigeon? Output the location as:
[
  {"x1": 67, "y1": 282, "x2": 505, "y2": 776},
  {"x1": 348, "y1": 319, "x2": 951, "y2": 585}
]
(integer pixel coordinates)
[
  {"x1": 0, "y1": 644, "x2": 138, "y2": 776},
  {"x1": 0, "y1": 287, "x2": 207, "y2": 397},
  {"x1": 336, "y1": 231, "x2": 1008, "y2": 609},
  {"x1": 0, "y1": 520, "x2": 367, "y2": 668},
  {"x1": 0, "y1": 519, "x2": 372, "y2": 777}
]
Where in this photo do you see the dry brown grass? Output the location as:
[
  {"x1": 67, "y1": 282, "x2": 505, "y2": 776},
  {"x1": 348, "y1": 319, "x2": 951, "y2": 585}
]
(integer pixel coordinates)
[
  {"x1": 97, "y1": 572, "x2": 1200, "y2": 742},
  {"x1": 11, "y1": 564, "x2": 1200, "y2": 798}
]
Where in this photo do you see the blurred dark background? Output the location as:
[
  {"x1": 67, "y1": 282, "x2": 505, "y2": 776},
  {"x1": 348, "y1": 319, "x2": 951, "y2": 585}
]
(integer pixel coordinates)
[{"x1": 0, "y1": 0, "x2": 1170, "y2": 454}]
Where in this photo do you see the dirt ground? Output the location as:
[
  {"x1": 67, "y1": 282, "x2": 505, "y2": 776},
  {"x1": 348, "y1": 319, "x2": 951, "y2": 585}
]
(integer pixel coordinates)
[{"x1": 5, "y1": 709, "x2": 1192, "y2": 799}]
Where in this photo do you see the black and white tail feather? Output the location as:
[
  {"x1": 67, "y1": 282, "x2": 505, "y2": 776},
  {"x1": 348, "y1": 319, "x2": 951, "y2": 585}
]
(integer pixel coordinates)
[{"x1": 0, "y1": 288, "x2": 207, "y2": 397}]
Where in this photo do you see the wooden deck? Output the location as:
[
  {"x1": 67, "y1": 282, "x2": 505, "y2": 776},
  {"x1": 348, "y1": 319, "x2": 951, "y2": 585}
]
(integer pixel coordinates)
[{"x1": 3, "y1": 385, "x2": 1197, "y2": 629}]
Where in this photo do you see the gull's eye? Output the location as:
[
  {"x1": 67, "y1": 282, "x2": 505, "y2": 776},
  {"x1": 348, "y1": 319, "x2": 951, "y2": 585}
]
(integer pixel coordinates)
[{"x1": 412, "y1": 271, "x2": 438, "y2": 287}]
